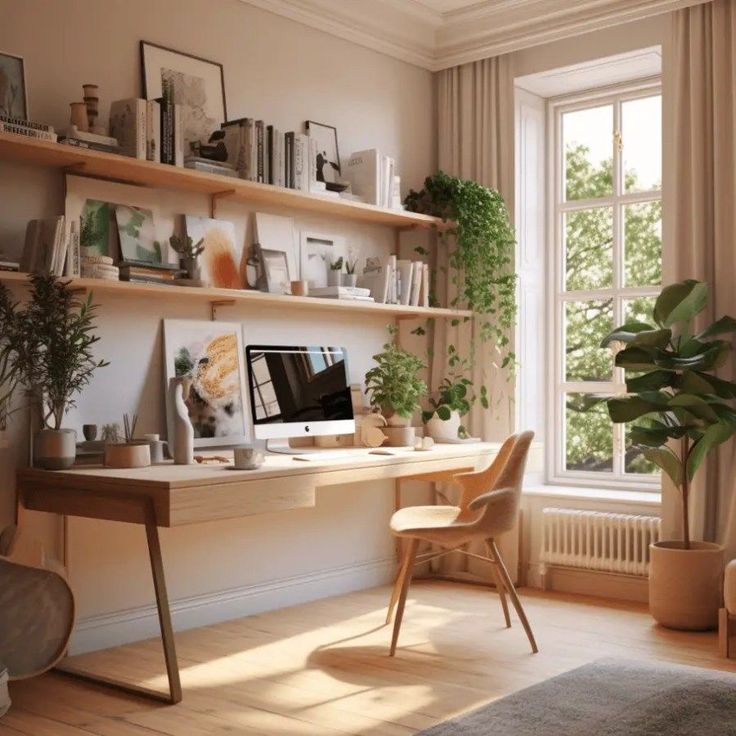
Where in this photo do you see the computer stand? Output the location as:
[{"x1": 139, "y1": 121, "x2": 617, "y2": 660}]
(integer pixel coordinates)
[{"x1": 265, "y1": 439, "x2": 320, "y2": 455}]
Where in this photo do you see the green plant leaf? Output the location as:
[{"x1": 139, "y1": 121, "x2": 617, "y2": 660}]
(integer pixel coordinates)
[
  {"x1": 625, "y1": 370, "x2": 675, "y2": 392},
  {"x1": 600, "y1": 322, "x2": 657, "y2": 347},
  {"x1": 642, "y1": 447, "x2": 682, "y2": 486},
  {"x1": 687, "y1": 422, "x2": 736, "y2": 481},
  {"x1": 436, "y1": 405, "x2": 451, "y2": 420},
  {"x1": 689, "y1": 371, "x2": 736, "y2": 399},
  {"x1": 696, "y1": 315, "x2": 736, "y2": 340},
  {"x1": 653, "y1": 280, "x2": 708, "y2": 327},
  {"x1": 614, "y1": 346, "x2": 659, "y2": 371},
  {"x1": 668, "y1": 394, "x2": 720, "y2": 422},
  {"x1": 607, "y1": 395, "x2": 665, "y2": 423}
]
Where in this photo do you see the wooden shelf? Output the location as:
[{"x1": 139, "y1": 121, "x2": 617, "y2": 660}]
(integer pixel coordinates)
[
  {"x1": 0, "y1": 132, "x2": 447, "y2": 230},
  {"x1": 0, "y1": 272, "x2": 471, "y2": 321}
]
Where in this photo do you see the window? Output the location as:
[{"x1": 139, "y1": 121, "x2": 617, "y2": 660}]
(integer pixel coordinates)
[
  {"x1": 548, "y1": 82, "x2": 662, "y2": 488},
  {"x1": 249, "y1": 352, "x2": 281, "y2": 420}
]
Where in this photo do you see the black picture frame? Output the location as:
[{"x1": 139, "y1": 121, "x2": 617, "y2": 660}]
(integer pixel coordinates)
[{"x1": 305, "y1": 120, "x2": 341, "y2": 184}]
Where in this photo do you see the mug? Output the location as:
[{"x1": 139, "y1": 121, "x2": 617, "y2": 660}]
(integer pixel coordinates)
[
  {"x1": 233, "y1": 446, "x2": 264, "y2": 469},
  {"x1": 290, "y1": 280, "x2": 309, "y2": 296}
]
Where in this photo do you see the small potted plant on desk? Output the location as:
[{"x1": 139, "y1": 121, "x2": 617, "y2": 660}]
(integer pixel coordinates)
[
  {"x1": 365, "y1": 326, "x2": 426, "y2": 446},
  {"x1": 423, "y1": 377, "x2": 474, "y2": 441},
  {"x1": 596, "y1": 279, "x2": 736, "y2": 630}
]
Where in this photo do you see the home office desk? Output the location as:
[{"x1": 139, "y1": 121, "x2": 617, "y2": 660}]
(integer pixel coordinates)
[{"x1": 16, "y1": 442, "x2": 499, "y2": 704}]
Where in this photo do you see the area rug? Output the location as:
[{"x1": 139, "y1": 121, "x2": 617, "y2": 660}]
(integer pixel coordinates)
[{"x1": 418, "y1": 658, "x2": 736, "y2": 736}]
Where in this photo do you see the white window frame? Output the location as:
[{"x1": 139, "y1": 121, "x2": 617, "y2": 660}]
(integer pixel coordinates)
[{"x1": 546, "y1": 77, "x2": 662, "y2": 490}]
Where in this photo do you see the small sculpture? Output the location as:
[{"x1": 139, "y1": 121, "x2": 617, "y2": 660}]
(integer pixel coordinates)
[
  {"x1": 169, "y1": 234, "x2": 205, "y2": 280},
  {"x1": 360, "y1": 412, "x2": 387, "y2": 448},
  {"x1": 169, "y1": 376, "x2": 194, "y2": 465},
  {"x1": 189, "y1": 130, "x2": 228, "y2": 162},
  {"x1": 82, "y1": 84, "x2": 100, "y2": 132}
]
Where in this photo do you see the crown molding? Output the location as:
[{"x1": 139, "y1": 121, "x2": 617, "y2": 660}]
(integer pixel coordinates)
[{"x1": 238, "y1": 0, "x2": 708, "y2": 71}]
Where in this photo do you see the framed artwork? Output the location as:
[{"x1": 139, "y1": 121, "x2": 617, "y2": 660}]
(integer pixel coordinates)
[
  {"x1": 184, "y1": 215, "x2": 243, "y2": 289},
  {"x1": 299, "y1": 231, "x2": 344, "y2": 289},
  {"x1": 163, "y1": 319, "x2": 248, "y2": 448},
  {"x1": 305, "y1": 121, "x2": 340, "y2": 185},
  {"x1": 254, "y1": 212, "x2": 298, "y2": 281},
  {"x1": 115, "y1": 205, "x2": 161, "y2": 264},
  {"x1": 140, "y1": 41, "x2": 227, "y2": 155},
  {"x1": 0, "y1": 51, "x2": 27, "y2": 119},
  {"x1": 260, "y1": 248, "x2": 290, "y2": 294},
  {"x1": 79, "y1": 200, "x2": 112, "y2": 257}
]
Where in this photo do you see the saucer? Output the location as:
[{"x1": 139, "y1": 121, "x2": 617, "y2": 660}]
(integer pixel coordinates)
[{"x1": 225, "y1": 463, "x2": 263, "y2": 471}]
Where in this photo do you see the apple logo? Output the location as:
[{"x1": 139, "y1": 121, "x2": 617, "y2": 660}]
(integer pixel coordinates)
[{"x1": 304, "y1": 425, "x2": 310, "y2": 432}]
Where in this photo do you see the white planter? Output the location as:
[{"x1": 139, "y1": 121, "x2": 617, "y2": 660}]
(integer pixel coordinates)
[
  {"x1": 34, "y1": 428, "x2": 76, "y2": 470},
  {"x1": 344, "y1": 274, "x2": 358, "y2": 287},
  {"x1": 0, "y1": 665, "x2": 9, "y2": 718},
  {"x1": 649, "y1": 540, "x2": 724, "y2": 630},
  {"x1": 327, "y1": 270, "x2": 343, "y2": 287},
  {"x1": 425, "y1": 409, "x2": 461, "y2": 441}
]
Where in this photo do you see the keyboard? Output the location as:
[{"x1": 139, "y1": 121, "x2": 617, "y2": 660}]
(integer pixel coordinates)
[{"x1": 291, "y1": 448, "x2": 414, "y2": 461}]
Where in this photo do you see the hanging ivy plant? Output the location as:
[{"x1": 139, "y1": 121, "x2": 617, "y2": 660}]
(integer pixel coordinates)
[{"x1": 404, "y1": 171, "x2": 517, "y2": 369}]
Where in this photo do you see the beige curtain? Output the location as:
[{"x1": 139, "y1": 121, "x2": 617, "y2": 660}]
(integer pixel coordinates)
[{"x1": 663, "y1": 0, "x2": 736, "y2": 560}]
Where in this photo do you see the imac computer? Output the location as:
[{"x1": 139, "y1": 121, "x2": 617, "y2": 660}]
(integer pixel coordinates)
[{"x1": 245, "y1": 345, "x2": 355, "y2": 453}]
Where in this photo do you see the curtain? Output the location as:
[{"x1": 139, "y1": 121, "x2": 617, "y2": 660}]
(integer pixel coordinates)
[{"x1": 663, "y1": 0, "x2": 736, "y2": 559}]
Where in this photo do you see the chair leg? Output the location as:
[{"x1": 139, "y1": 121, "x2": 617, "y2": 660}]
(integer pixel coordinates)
[
  {"x1": 720, "y1": 608, "x2": 732, "y2": 658},
  {"x1": 389, "y1": 538, "x2": 419, "y2": 656},
  {"x1": 485, "y1": 540, "x2": 511, "y2": 628},
  {"x1": 386, "y1": 542, "x2": 408, "y2": 625},
  {"x1": 490, "y1": 539, "x2": 538, "y2": 654}
]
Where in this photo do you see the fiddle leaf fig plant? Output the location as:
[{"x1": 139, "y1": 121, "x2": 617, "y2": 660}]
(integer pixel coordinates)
[{"x1": 598, "y1": 279, "x2": 736, "y2": 550}]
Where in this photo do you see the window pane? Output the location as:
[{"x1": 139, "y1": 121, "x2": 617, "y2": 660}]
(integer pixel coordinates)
[
  {"x1": 625, "y1": 421, "x2": 660, "y2": 475},
  {"x1": 624, "y1": 201, "x2": 662, "y2": 287},
  {"x1": 565, "y1": 207, "x2": 613, "y2": 291},
  {"x1": 624, "y1": 296, "x2": 656, "y2": 326},
  {"x1": 565, "y1": 300, "x2": 613, "y2": 381},
  {"x1": 622, "y1": 96, "x2": 661, "y2": 193},
  {"x1": 565, "y1": 393, "x2": 613, "y2": 472},
  {"x1": 563, "y1": 105, "x2": 613, "y2": 200}
]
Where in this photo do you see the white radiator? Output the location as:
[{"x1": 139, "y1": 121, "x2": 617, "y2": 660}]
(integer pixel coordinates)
[{"x1": 540, "y1": 507, "x2": 661, "y2": 578}]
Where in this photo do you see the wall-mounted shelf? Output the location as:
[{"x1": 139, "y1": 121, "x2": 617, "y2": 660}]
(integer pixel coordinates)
[
  {"x1": 0, "y1": 272, "x2": 471, "y2": 321},
  {"x1": 0, "y1": 132, "x2": 448, "y2": 230}
]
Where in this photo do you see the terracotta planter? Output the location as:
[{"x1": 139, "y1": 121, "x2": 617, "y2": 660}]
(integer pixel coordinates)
[
  {"x1": 104, "y1": 441, "x2": 151, "y2": 468},
  {"x1": 382, "y1": 426, "x2": 416, "y2": 447},
  {"x1": 649, "y1": 540, "x2": 724, "y2": 631},
  {"x1": 425, "y1": 409, "x2": 461, "y2": 441},
  {"x1": 34, "y1": 428, "x2": 76, "y2": 470}
]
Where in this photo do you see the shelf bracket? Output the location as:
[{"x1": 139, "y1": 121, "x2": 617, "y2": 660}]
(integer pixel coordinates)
[
  {"x1": 210, "y1": 299, "x2": 235, "y2": 321},
  {"x1": 209, "y1": 190, "x2": 236, "y2": 218}
]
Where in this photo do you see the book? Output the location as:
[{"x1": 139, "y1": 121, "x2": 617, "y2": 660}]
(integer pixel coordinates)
[
  {"x1": 67, "y1": 126, "x2": 119, "y2": 147},
  {"x1": 313, "y1": 294, "x2": 375, "y2": 302},
  {"x1": 285, "y1": 132, "x2": 295, "y2": 188},
  {"x1": 221, "y1": 117, "x2": 249, "y2": 178},
  {"x1": 343, "y1": 149, "x2": 381, "y2": 205},
  {"x1": 0, "y1": 121, "x2": 57, "y2": 142},
  {"x1": 59, "y1": 137, "x2": 122, "y2": 154},
  {"x1": 21, "y1": 217, "x2": 66, "y2": 275},
  {"x1": 0, "y1": 115, "x2": 54, "y2": 133},
  {"x1": 0, "y1": 261, "x2": 19, "y2": 272},
  {"x1": 119, "y1": 264, "x2": 178, "y2": 280},
  {"x1": 274, "y1": 129, "x2": 285, "y2": 188},
  {"x1": 183, "y1": 159, "x2": 238, "y2": 177},
  {"x1": 358, "y1": 256, "x2": 392, "y2": 303},
  {"x1": 65, "y1": 221, "x2": 81, "y2": 278},
  {"x1": 174, "y1": 103, "x2": 184, "y2": 167},
  {"x1": 410, "y1": 261, "x2": 422, "y2": 306},
  {"x1": 146, "y1": 99, "x2": 161, "y2": 163},
  {"x1": 310, "y1": 286, "x2": 372, "y2": 297},
  {"x1": 397, "y1": 259, "x2": 413, "y2": 305},
  {"x1": 294, "y1": 133, "x2": 309, "y2": 192},
  {"x1": 391, "y1": 175, "x2": 402, "y2": 210},
  {"x1": 109, "y1": 98, "x2": 147, "y2": 159},
  {"x1": 255, "y1": 120, "x2": 264, "y2": 183}
]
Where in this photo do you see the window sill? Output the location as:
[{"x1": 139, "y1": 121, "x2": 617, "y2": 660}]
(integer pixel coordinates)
[{"x1": 523, "y1": 484, "x2": 661, "y2": 508}]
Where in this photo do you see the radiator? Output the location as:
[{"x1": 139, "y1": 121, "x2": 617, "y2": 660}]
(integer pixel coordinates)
[{"x1": 540, "y1": 507, "x2": 661, "y2": 578}]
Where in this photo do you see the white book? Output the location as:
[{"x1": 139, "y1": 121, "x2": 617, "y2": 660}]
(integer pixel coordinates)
[
  {"x1": 383, "y1": 156, "x2": 394, "y2": 208},
  {"x1": 310, "y1": 286, "x2": 371, "y2": 297},
  {"x1": 343, "y1": 149, "x2": 381, "y2": 206},
  {"x1": 275, "y1": 131, "x2": 285, "y2": 188},
  {"x1": 109, "y1": 98, "x2": 146, "y2": 159},
  {"x1": 392, "y1": 175, "x2": 402, "y2": 209},
  {"x1": 397, "y1": 259, "x2": 413, "y2": 305},
  {"x1": 294, "y1": 133, "x2": 309, "y2": 192},
  {"x1": 0, "y1": 121, "x2": 57, "y2": 142},
  {"x1": 410, "y1": 261, "x2": 422, "y2": 306},
  {"x1": 51, "y1": 216, "x2": 67, "y2": 277},
  {"x1": 174, "y1": 104, "x2": 184, "y2": 167},
  {"x1": 146, "y1": 99, "x2": 161, "y2": 163},
  {"x1": 387, "y1": 254, "x2": 397, "y2": 303},
  {"x1": 422, "y1": 263, "x2": 429, "y2": 308}
]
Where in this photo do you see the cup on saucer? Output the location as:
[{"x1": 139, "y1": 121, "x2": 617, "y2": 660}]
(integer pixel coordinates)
[{"x1": 233, "y1": 446, "x2": 265, "y2": 470}]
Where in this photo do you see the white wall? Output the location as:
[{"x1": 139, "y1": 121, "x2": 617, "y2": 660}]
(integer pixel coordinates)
[{"x1": 0, "y1": 0, "x2": 435, "y2": 652}]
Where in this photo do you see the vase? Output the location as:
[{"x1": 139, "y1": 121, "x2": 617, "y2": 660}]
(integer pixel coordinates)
[
  {"x1": 344, "y1": 274, "x2": 357, "y2": 287},
  {"x1": 649, "y1": 540, "x2": 724, "y2": 630},
  {"x1": 104, "y1": 441, "x2": 151, "y2": 468},
  {"x1": 328, "y1": 271, "x2": 342, "y2": 287},
  {"x1": 169, "y1": 376, "x2": 194, "y2": 465},
  {"x1": 425, "y1": 409, "x2": 462, "y2": 441},
  {"x1": 34, "y1": 428, "x2": 76, "y2": 470},
  {"x1": 69, "y1": 102, "x2": 88, "y2": 132}
]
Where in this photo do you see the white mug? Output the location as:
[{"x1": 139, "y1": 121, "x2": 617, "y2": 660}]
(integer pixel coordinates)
[{"x1": 233, "y1": 446, "x2": 264, "y2": 469}]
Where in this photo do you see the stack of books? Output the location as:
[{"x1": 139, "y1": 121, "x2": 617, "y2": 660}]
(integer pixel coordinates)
[
  {"x1": 119, "y1": 262, "x2": 179, "y2": 284},
  {"x1": 0, "y1": 255, "x2": 19, "y2": 272},
  {"x1": 60, "y1": 126, "x2": 122, "y2": 154},
  {"x1": 0, "y1": 115, "x2": 57, "y2": 142},
  {"x1": 184, "y1": 155, "x2": 238, "y2": 177},
  {"x1": 21, "y1": 217, "x2": 68, "y2": 276},
  {"x1": 342, "y1": 149, "x2": 401, "y2": 209},
  {"x1": 309, "y1": 286, "x2": 374, "y2": 302}
]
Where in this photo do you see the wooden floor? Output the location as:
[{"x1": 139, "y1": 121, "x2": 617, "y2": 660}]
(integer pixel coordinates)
[{"x1": 3, "y1": 582, "x2": 735, "y2": 735}]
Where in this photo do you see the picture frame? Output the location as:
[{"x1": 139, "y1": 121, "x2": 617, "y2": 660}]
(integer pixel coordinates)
[
  {"x1": 140, "y1": 41, "x2": 227, "y2": 154},
  {"x1": 254, "y1": 213, "x2": 298, "y2": 281},
  {"x1": 305, "y1": 121, "x2": 340, "y2": 185},
  {"x1": 299, "y1": 231, "x2": 345, "y2": 289},
  {"x1": 260, "y1": 248, "x2": 290, "y2": 294},
  {"x1": 0, "y1": 51, "x2": 27, "y2": 119},
  {"x1": 162, "y1": 319, "x2": 248, "y2": 448}
]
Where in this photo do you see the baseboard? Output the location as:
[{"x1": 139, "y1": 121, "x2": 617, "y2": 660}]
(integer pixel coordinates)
[
  {"x1": 527, "y1": 564, "x2": 649, "y2": 603},
  {"x1": 69, "y1": 555, "x2": 396, "y2": 655}
]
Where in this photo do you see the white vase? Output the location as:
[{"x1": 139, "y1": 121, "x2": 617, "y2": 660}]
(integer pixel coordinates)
[
  {"x1": 344, "y1": 273, "x2": 357, "y2": 287},
  {"x1": 34, "y1": 428, "x2": 76, "y2": 470},
  {"x1": 425, "y1": 409, "x2": 461, "y2": 441},
  {"x1": 169, "y1": 376, "x2": 194, "y2": 465},
  {"x1": 327, "y1": 271, "x2": 343, "y2": 287}
]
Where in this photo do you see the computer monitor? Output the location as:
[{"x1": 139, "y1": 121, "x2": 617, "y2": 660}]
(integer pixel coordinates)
[{"x1": 245, "y1": 345, "x2": 355, "y2": 442}]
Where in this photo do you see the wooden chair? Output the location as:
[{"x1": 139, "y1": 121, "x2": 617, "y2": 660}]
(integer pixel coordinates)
[{"x1": 386, "y1": 431, "x2": 538, "y2": 656}]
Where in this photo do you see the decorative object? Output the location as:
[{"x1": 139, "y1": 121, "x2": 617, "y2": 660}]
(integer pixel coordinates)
[
  {"x1": 115, "y1": 205, "x2": 161, "y2": 264},
  {"x1": 104, "y1": 441, "x2": 151, "y2": 468},
  {"x1": 169, "y1": 233, "x2": 204, "y2": 280},
  {"x1": 260, "y1": 248, "x2": 290, "y2": 294},
  {"x1": 254, "y1": 213, "x2": 298, "y2": 282},
  {"x1": 140, "y1": 41, "x2": 227, "y2": 155},
  {"x1": 143, "y1": 433, "x2": 166, "y2": 464},
  {"x1": 100, "y1": 423, "x2": 121, "y2": 443},
  {"x1": 184, "y1": 215, "x2": 242, "y2": 289},
  {"x1": 382, "y1": 425, "x2": 415, "y2": 447},
  {"x1": 168, "y1": 376, "x2": 194, "y2": 464},
  {"x1": 328, "y1": 257, "x2": 343, "y2": 287},
  {"x1": 365, "y1": 325, "x2": 427, "y2": 428},
  {"x1": 163, "y1": 320, "x2": 248, "y2": 448},
  {"x1": 423, "y1": 362, "x2": 476, "y2": 441},
  {"x1": 233, "y1": 446, "x2": 264, "y2": 470},
  {"x1": 82, "y1": 424, "x2": 97, "y2": 441},
  {"x1": 290, "y1": 280, "x2": 308, "y2": 296},
  {"x1": 597, "y1": 279, "x2": 736, "y2": 630},
  {"x1": 0, "y1": 51, "x2": 26, "y2": 118},
  {"x1": 305, "y1": 120, "x2": 341, "y2": 186},
  {"x1": 344, "y1": 258, "x2": 358, "y2": 287},
  {"x1": 414, "y1": 436, "x2": 434, "y2": 451},
  {"x1": 82, "y1": 83, "x2": 99, "y2": 132},
  {"x1": 300, "y1": 231, "x2": 343, "y2": 289},
  {"x1": 69, "y1": 102, "x2": 88, "y2": 132}
]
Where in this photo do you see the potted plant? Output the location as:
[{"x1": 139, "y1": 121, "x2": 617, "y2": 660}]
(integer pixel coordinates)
[
  {"x1": 365, "y1": 326, "x2": 426, "y2": 445},
  {"x1": 328, "y1": 257, "x2": 343, "y2": 287},
  {"x1": 169, "y1": 234, "x2": 204, "y2": 282},
  {"x1": 0, "y1": 275, "x2": 109, "y2": 470},
  {"x1": 598, "y1": 279, "x2": 736, "y2": 630}
]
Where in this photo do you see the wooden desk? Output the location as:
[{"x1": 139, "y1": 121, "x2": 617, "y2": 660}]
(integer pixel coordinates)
[{"x1": 16, "y1": 443, "x2": 498, "y2": 704}]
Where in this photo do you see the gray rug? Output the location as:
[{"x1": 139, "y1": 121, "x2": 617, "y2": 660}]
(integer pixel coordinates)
[{"x1": 419, "y1": 658, "x2": 736, "y2": 735}]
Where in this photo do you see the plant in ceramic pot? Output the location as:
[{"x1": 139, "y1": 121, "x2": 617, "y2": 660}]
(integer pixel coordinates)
[
  {"x1": 1, "y1": 275, "x2": 109, "y2": 469},
  {"x1": 169, "y1": 234, "x2": 204, "y2": 281},
  {"x1": 344, "y1": 258, "x2": 358, "y2": 287},
  {"x1": 597, "y1": 279, "x2": 736, "y2": 630},
  {"x1": 328, "y1": 256, "x2": 344, "y2": 287},
  {"x1": 365, "y1": 326, "x2": 426, "y2": 445}
]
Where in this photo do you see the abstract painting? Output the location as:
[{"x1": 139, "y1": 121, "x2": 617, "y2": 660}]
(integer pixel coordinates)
[
  {"x1": 163, "y1": 320, "x2": 248, "y2": 447},
  {"x1": 184, "y1": 215, "x2": 243, "y2": 288},
  {"x1": 115, "y1": 205, "x2": 161, "y2": 264},
  {"x1": 0, "y1": 52, "x2": 26, "y2": 119},
  {"x1": 305, "y1": 121, "x2": 340, "y2": 184}
]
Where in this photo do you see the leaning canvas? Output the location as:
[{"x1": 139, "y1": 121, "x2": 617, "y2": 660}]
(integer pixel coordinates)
[
  {"x1": 115, "y1": 205, "x2": 161, "y2": 264},
  {"x1": 163, "y1": 319, "x2": 248, "y2": 448},
  {"x1": 184, "y1": 215, "x2": 243, "y2": 288}
]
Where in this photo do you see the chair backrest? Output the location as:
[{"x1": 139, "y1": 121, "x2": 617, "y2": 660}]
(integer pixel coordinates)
[
  {"x1": 455, "y1": 433, "x2": 518, "y2": 511},
  {"x1": 457, "y1": 431, "x2": 534, "y2": 538}
]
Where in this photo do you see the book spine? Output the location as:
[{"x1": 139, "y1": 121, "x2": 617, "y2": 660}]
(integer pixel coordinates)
[
  {"x1": 174, "y1": 104, "x2": 184, "y2": 167},
  {"x1": 0, "y1": 121, "x2": 57, "y2": 142},
  {"x1": 0, "y1": 115, "x2": 53, "y2": 133},
  {"x1": 256, "y1": 120, "x2": 264, "y2": 183},
  {"x1": 146, "y1": 100, "x2": 161, "y2": 163},
  {"x1": 266, "y1": 125, "x2": 274, "y2": 185},
  {"x1": 246, "y1": 119, "x2": 256, "y2": 181},
  {"x1": 285, "y1": 132, "x2": 294, "y2": 189}
]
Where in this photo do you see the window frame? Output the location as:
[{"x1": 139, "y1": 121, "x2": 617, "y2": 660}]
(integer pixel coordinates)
[{"x1": 546, "y1": 77, "x2": 662, "y2": 490}]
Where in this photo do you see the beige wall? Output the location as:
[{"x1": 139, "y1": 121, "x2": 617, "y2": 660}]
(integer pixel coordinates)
[{"x1": 0, "y1": 0, "x2": 435, "y2": 652}]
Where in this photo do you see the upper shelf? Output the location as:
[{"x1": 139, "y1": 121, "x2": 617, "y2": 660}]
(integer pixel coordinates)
[{"x1": 0, "y1": 132, "x2": 447, "y2": 230}]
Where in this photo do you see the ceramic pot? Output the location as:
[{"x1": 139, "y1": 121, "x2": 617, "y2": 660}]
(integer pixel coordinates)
[
  {"x1": 344, "y1": 274, "x2": 358, "y2": 287},
  {"x1": 425, "y1": 409, "x2": 461, "y2": 441},
  {"x1": 327, "y1": 270, "x2": 342, "y2": 287},
  {"x1": 104, "y1": 441, "x2": 151, "y2": 468},
  {"x1": 649, "y1": 540, "x2": 724, "y2": 630},
  {"x1": 34, "y1": 428, "x2": 76, "y2": 470},
  {"x1": 382, "y1": 426, "x2": 415, "y2": 447},
  {"x1": 69, "y1": 102, "x2": 88, "y2": 132},
  {"x1": 169, "y1": 376, "x2": 194, "y2": 464}
]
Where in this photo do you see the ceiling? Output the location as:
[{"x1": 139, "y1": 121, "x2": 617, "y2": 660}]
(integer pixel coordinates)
[{"x1": 240, "y1": 0, "x2": 707, "y2": 71}]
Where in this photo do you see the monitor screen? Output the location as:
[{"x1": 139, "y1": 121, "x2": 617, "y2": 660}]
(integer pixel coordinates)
[{"x1": 245, "y1": 345, "x2": 355, "y2": 439}]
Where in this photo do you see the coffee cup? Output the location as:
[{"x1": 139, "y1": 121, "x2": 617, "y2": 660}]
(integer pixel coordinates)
[{"x1": 233, "y1": 446, "x2": 264, "y2": 469}]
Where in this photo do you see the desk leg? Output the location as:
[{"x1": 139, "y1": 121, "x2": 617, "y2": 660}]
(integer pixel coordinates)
[{"x1": 55, "y1": 505, "x2": 182, "y2": 705}]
